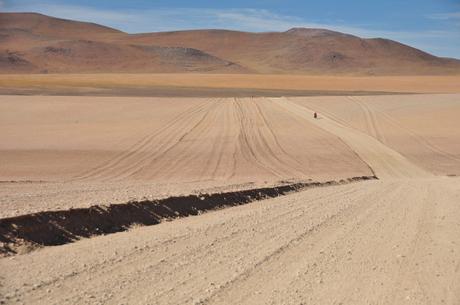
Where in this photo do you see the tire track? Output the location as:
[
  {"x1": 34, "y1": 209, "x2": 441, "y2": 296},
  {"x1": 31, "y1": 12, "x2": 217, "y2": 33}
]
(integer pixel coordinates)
[
  {"x1": 72, "y1": 99, "x2": 213, "y2": 181},
  {"x1": 208, "y1": 100, "x2": 237, "y2": 180},
  {"x1": 346, "y1": 95, "x2": 459, "y2": 163},
  {"x1": 248, "y1": 99, "x2": 296, "y2": 177},
  {"x1": 149, "y1": 185, "x2": 369, "y2": 302},
  {"x1": 347, "y1": 96, "x2": 387, "y2": 143},
  {"x1": 126, "y1": 100, "x2": 222, "y2": 181},
  {"x1": 253, "y1": 98, "x2": 307, "y2": 176},
  {"x1": 201, "y1": 182, "x2": 399, "y2": 304},
  {"x1": 376, "y1": 107, "x2": 460, "y2": 163},
  {"x1": 244, "y1": 98, "x2": 308, "y2": 178},
  {"x1": 233, "y1": 98, "x2": 285, "y2": 178},
  {"x1": 277, "y1": 97, "x2": 377, "y2": 177},
  {"x1": 274, "y1": 98, "x2": 433, "y2": 179},
  {"x1": 107, "y1": 101, "x2": 219, "y2": 181}
]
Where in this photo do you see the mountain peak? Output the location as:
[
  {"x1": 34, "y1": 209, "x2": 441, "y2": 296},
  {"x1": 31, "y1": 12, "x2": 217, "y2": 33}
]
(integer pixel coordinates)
[
  {"x1": 285, "y1": 27, "x2": 356, "y2": 38},
  {"x1": 1, "y1": 12, "x2": 459, "y2": 74}
]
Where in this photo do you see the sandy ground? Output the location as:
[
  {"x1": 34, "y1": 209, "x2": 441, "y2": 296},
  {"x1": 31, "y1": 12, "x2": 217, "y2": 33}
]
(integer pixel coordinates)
[
  {"x1": 1, "y1": 178, "x2": 459, "y2": 305},
  {"x1": 2, "y1": 94, "x2": 459, "y2": 218},
  {"x1": 1, "y1": 94, "x2": 460, "y2": 304},
  {"x1": 293, "y1": 94, "x2": 460, "y2": 176},
  {"x1": 0, "y1": 95, "x2": 370, "y2": 218},
  {"x1": 1, "y1": 74, "x2": 460, "y2": 95}
]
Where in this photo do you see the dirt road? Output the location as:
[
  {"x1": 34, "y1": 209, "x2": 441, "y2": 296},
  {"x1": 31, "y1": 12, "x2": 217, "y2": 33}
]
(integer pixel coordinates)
[
  {"x1": 1, "y1": 179, "x2": 458, "y2": 304},
  {"x1": 274, "y1": 98, "x2": 434, "y2": 179},
  {"x1": 292, "y1": 94, "x2": 460, "y2": 176},
  {"x1": 1, "y1": 96, "x2": 459, "y2": 305}
]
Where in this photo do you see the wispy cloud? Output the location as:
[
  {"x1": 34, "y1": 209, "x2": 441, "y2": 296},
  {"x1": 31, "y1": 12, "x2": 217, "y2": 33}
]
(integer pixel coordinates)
[
  {"x1": 3, "y1": 1, "x2": 460, "y2": 58},
  {"x1": 4, "y1": 1, "x2": 136, "y2": 26},
  {"x1": 0, "y1": 3, "x2": 447, "y2": 36},
  {"x1": 3, "y1": 3, "x2": 335, "y2": 33},
  {"x1": 428, "y1": 12, "x2": 460, "y2": 20}
]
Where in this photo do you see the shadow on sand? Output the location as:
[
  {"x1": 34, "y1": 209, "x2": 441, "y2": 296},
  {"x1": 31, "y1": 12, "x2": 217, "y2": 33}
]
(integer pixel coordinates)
[{"x1": 0, "y1": 176, "x2": 376, "y2": 255}]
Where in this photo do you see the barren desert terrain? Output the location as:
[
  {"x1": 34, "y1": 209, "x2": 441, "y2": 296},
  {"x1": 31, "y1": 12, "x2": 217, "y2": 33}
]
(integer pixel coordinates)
[
  {"x1": 1, "y1": 10, "x2": 460, "y2": 305},
  {"x1": 2, "y1": 13, "x2": 460, "y2": 75},
  {"x1": 0, "y1": 95, "x2": 371, "y2": 218},
  {"x1": 2, "y1": 177, "x2": 459, "y2": 305},
  {"x1": 293, "y1": 94, "x2": 460, "y2": 176},
  {"x1": 1, "y1": 93, "x2": 460, "y2": 304},
  {"x1": 1, "y1": 74, "x2": 460, "y2": 97}
]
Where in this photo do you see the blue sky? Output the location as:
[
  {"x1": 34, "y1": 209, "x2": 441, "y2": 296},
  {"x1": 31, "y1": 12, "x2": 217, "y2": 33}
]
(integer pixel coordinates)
[{"x1": 2, "y1": 0, "x2": 460, "y2": 58}]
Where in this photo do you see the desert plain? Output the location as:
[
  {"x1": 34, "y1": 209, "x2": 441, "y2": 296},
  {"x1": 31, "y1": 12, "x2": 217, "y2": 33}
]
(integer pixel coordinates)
[
  {"x1": 1, "y1": 84, "x2": 460, "y2": 304},
  {"x1": 1, "y1": 11, "x2": 460, "y2": 305}
]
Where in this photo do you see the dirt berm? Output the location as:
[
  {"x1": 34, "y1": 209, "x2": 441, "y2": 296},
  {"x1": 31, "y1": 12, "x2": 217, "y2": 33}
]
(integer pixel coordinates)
[{"x1": 0, "y1": 176, "x2": 375, "y2": 256}]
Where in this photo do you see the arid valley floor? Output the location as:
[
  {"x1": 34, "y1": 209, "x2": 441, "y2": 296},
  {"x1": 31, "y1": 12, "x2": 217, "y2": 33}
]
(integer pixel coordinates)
[
  {"x1": 1, "y1": 85, "x2": 460, "y2": 304},
  {"x1": 2, "y1": 8, "x2": 460, "y2": 305}
]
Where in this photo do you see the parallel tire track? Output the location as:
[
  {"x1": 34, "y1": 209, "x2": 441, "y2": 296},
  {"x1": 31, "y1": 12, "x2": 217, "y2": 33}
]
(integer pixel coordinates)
[{"x1": 72, "y1": 99, "x2": 213, "y2": 181}]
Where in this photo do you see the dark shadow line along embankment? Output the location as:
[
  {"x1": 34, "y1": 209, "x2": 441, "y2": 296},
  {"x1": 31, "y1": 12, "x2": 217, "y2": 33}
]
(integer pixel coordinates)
[
  {"x1": 0, "y1": 176, "x2": 376, "y2": 256},
  {"x1": 0, "y1": 86, "x2": 415, "y2": 98}
]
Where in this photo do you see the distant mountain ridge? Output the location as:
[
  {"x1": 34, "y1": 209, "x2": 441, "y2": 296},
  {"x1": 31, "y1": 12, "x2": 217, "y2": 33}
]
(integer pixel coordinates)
[{"x1": 1, "y1": 12, "x2": 459, "y2": 74}]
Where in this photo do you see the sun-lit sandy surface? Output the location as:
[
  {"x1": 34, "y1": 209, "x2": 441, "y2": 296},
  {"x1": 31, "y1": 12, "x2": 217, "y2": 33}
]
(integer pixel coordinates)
[
  {"x1": 1, "y1": 93, "x2": 460, "y2": 304},
  {"x1": 1, "y1": 74, "x2": 460, "y2": 95},
  {"x1": 2, "y1": 177, "x2": 460, "y2": 305},
  {"x1": 1, "y1": 94, "x2": 460, "y2": 218},
  {"x1": 0, "y1": 95, "x2": 370, "y2": 217},
  {"x1": 2, "y1": 11, "x2": 460, "y2": 305},
  {"x1": 292, "y1": 94, "x2": 460, "y2": 176}
]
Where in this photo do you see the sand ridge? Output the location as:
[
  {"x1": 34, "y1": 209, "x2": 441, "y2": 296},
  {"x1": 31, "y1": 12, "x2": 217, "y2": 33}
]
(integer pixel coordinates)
[{"x1": 1, "y1": 178, "x2": 459, "y2": 304}]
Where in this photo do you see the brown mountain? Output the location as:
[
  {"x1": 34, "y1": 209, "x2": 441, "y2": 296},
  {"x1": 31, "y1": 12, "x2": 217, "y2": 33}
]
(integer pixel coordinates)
[{"x1": 1, "y1": 12, "x2": 459, "y2": 74}]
